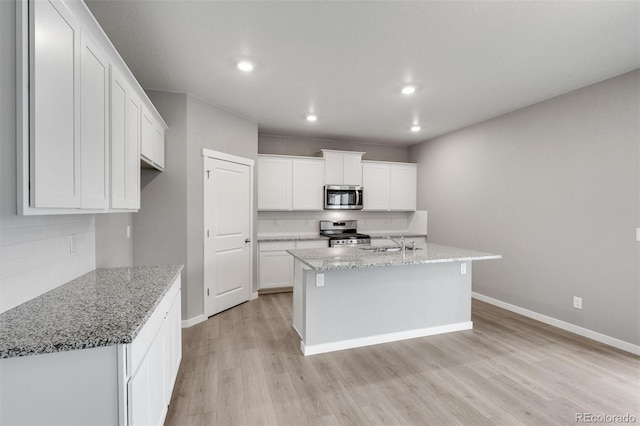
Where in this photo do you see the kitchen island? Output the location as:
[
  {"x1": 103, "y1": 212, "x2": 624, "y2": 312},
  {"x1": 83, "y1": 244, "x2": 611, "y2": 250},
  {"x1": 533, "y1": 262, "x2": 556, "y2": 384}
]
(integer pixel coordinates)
[{"x1": 287, "y1": 243, "x2": 500, "y2": 355}]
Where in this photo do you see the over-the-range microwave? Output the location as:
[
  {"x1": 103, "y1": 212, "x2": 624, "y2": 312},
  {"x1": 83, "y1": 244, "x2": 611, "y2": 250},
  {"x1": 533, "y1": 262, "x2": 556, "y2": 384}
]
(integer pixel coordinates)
[{"x1": 324, "y1": 185, "x2": 363, "y2": 210}]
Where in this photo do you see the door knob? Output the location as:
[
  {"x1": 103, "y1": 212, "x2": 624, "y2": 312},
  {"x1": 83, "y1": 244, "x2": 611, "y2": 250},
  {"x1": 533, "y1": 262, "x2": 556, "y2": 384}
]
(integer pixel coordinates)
[{"x1": 245, "y1": 238, "x2": 251, "y2": 243}]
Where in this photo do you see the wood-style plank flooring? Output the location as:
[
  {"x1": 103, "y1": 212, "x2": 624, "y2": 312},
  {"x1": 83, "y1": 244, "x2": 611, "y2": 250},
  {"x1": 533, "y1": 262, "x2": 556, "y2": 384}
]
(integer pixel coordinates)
[{"x1": 165, "y1": 293, "x2": 640, "y2": 425}]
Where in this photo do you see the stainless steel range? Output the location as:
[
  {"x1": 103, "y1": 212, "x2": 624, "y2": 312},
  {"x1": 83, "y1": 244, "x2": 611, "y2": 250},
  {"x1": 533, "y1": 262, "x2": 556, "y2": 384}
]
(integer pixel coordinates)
[{"x1": 319, "y1": 220, "x2": 371, "y2": 247}]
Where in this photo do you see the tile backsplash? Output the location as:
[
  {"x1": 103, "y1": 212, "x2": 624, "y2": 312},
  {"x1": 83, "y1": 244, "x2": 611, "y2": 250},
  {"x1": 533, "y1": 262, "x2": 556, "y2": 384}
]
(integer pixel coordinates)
[
  {"x1": 257, "y1": 211, "x2": 416, "y2": 236},
  {"x1": 0, "y1": 214, "x2": 95, "y2": 313}
]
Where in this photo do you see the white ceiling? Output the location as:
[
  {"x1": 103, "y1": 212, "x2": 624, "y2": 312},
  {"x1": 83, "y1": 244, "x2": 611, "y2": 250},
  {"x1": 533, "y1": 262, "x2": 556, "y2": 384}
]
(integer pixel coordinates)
[{"x1": 86, "y1": 1, "x2": 639, "y2": 146}]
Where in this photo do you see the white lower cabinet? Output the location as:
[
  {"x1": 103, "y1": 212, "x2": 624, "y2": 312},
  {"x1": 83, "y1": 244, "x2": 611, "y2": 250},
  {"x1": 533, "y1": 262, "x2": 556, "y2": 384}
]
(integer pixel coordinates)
[
  {"x1": 0, "y1": 276, "x2": 182, "y2": 426},
  {"x1": 259, "y1": 240, "x2": 328, "y2": 289}
]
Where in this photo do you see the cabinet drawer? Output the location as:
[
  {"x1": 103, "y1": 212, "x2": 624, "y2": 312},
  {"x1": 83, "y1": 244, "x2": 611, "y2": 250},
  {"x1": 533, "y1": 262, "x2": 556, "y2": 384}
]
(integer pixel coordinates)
[
  {"x1": 259, "y1": 241, "x2": 296, "y2": 252},
  {"x1": 128, "y1": 276, "x2": 180, "y2": 376}
]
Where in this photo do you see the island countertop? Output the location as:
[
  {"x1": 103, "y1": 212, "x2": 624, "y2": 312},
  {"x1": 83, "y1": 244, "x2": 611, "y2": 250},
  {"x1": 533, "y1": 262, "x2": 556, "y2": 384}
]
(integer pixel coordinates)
[
  {"x1": 0, "y1": 265, "x2": 183, "y2": 359},
  {"x1": 287, "y1": 243, "x2": 501, "y2": 271}
]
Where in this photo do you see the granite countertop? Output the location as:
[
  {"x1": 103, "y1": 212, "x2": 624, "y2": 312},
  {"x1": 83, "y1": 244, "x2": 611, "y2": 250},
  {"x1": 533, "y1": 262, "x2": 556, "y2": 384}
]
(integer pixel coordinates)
[
  {"x1": 258, "y1": 235, "x2": 329, "y2": 242},
  {"x1": 258, "y1": 233, "x2": 426, "y2": 242},
  {"x1": 287, "y1": 243, "x2": 500, "y2": 271},
  {"x1": 0, "y1": 265, "x2": 183, "y2": 359}
]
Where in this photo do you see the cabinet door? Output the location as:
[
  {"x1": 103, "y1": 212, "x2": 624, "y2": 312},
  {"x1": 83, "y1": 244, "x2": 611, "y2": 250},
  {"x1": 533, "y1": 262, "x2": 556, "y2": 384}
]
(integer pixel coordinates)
[
  {"x1": 362, "y1": 163, "x2": 390, "y2": 211},
  {"x1": 390, "y1": 165, "x2": 417, "y2": 211},
  {"x1": 154, "y1": 126, "x2": 165, "y2": 169},
  {"x1": 257, "y1": 157, "x2": 292, "y2": 210},
  {"x1": 295, "y1": 240, "x2": 328, "y2": 249},
  {"x1": 163, "y1": 291, "x2": 181, "y2": 403},
  {"x1": 259, "y1": 251, "x2": 294, "y2": 289},
  {"x1": 110, "y1": 68, "x2": 128, "y2": 209},
  {"x1": 292, "y1": 159, "x2": 324, "y2": 210},
  {"x1": 323, "y1": 153, "x2": 343, "y2": 185},
  {"x1": 126, "y1": 92, "x2": 142, "y2": 209},
  {"x1": 342, "y1": 154, "x2": 363, "y2": 185},
  {"x1": 30, "y1": 0, "x2": 80, "y2": 208},
  {"x1": 80, "y1": 29, "x2": 109, "y2": 209},
  {"x1": 141, "y1": 108, "x2": 155, "y2": 164},
  {"x1": 128, "y1": 357, "x2": 151, "y2": 426}
]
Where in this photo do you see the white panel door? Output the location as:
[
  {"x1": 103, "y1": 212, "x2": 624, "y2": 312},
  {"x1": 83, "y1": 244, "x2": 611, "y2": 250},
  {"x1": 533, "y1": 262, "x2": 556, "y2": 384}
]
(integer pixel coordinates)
[
  {"x1": 30, "y1": 0, "x2": 80, "y2": 208},
  {"x1": 204, "y1": 157, "x2": 252, "y2": 317},
  {"x1": 126, "y1": 92, "x2": 142, "y2": 209},
  {"x1": 110, "y1": 68, "x2": 128, "y2": 209},
  {"x1": 292, "y1": 158, "x2": 324, "y2": 210},
  {"x1": 362, "y1": 163, "x2": 391, "y2": 211},
  {"x1": 390, "y1": 164, "x2": 417, "y2": 211},
  {"x1": 80, "y1": 29, "x2": 109, "y2": 209},
  {"x1": 342, "y1": 154, "x2": 363, "y2": 185},
  {"x1": 257, "y1": 157, "x2": 292, "y2": 210}
]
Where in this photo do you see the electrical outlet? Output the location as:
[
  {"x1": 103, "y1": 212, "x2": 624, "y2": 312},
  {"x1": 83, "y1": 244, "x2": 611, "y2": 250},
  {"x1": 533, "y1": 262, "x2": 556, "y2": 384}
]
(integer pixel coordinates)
[
  {"x1": 315, "y1": 273, "x2": 324, "y2": 287},
  {"x1": 573, "y1": 296, "x2": 582, "y2": 310},
  {"x1": 460, "y1": 262, "x2": 467, "y2": 275}
]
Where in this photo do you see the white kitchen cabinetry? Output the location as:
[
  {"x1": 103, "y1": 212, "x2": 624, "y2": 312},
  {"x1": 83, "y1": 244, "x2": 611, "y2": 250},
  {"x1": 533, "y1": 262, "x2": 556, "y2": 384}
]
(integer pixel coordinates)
[
  {"x1": 128, "y1": 277, "x2": 181, "y2": 425},
  {"x1": 110, "y1": 68, "x2": 142, "y2": 210},
  {"x1": 17, "y1": 0, "x2": 166, "y2": 214},
  {"x1": 362, "y1": 161, "x2": 417, "y2": 211},
  {"x1": 259, "y1": 240, "x2": 328, "y2": 289},
  {"x1": 318, "y1": 149, "x2": 365, "y2": 186},
  {"x1": 0, "y1": 275, "x2": 182, "y2": 426},
  {"x1": 79, "y1": 29, "x2": 109, "y2": 209},
  {"x1": 141, "y1": 106, "x2": 166, "y2": 171},
  {"x1": 292, "y1": 158, "x2": 325, "y2": 210},
  {"x1": 258, "y1": 155, "x2": 324, "y2": 211}
]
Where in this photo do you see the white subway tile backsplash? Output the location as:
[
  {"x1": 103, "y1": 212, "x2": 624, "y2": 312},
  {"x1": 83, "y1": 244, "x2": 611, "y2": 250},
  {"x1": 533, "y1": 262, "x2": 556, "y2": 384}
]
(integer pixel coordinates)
[{"x1": 0, "y1": 214, "x2": 96, "y2": 314}]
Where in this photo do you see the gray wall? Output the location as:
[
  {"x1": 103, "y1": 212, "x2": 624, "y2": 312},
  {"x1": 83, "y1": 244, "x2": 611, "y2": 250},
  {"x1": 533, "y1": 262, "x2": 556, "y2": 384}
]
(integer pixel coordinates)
[
  {"x1": 259, "y1": 134, "x2": 409, "y2": 162},
  {"x1": 408, "y1": 70, "x2": 640, "y2": 345},
  {"x1": 132, "y1": 91, "x2": 258, "y2": 322}
]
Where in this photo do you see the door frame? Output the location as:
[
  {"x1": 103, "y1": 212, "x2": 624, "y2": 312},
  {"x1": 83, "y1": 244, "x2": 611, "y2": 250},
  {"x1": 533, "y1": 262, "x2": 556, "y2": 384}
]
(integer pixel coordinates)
[{"x1": 202, "y1": 148, "x2": 255, "y2": 317}]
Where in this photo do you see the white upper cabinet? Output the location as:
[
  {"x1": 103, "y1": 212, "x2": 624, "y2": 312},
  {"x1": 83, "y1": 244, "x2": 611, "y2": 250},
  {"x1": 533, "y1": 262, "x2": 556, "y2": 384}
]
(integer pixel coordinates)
[
  {"x1": 110, "y1": 67, "x2": 141, "y2": 210},
  {"x1": 292, "y1": 158, "x2": 324, "y2": 210},
  {"x1": 18, "y1": 0, "x2": 166, "y2": 214},
  {"x1": 79, "y1": 29, "x2": 109, "y2": 209},
  {"x1": 362, "y1": 161, "x2": 417, "y2": 211},
  {"x1": 362, "y1": 162, "x2": 391, "y2": 211},
  {"x1": 318, "y1": 150, "x2": 365, "y2": 186},
  {"x1": 258, "y1": 156, "x2": 292, "y2": 211},
  {"x1": 258, "y1": 155, "x2": 324, "y2": 211},
  {"x1": 389, "y1": 164, "x2": 417, "y2": 211},
  {"x1": 141, "y1": 106, "x2": 165, "y2": 171},
  {"x1": 29, "y1": 0, "x2": 80, "y2": 208}
]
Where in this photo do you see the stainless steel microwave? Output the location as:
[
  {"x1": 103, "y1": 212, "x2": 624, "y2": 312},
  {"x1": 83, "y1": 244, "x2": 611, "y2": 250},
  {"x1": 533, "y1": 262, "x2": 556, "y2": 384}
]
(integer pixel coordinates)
[{"x1": 324, "y1": 185, "x2": 363, "y2": 210}]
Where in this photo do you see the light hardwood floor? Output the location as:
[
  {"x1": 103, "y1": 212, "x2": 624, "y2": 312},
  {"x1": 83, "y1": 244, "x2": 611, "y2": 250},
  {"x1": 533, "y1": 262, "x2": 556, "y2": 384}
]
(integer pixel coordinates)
[{"x1": 165, "y1": 293, "x2": 640, "y2": 426}]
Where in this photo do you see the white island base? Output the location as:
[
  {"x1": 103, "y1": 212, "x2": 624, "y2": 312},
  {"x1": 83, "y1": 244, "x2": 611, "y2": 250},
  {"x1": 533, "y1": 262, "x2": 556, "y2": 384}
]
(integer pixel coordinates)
[{"x1": 293, "y1": 259, "x2": 474, "y2": 356}]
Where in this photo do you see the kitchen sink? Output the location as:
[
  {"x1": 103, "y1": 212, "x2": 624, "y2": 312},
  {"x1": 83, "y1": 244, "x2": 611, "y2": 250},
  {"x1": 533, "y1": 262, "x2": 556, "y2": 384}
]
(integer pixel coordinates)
[{"x1": 360, "y1": 246, "x2": 422, "y2": 252}]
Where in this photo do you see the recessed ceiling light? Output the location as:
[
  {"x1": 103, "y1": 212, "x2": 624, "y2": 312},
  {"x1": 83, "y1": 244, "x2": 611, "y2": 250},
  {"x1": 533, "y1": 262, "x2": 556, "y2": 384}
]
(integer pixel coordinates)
[
  {"x1": 306, "y1": 114, "x2": 318, "y2": 122},
  {"x1": 401, "y1": 85, "x2": 416, "y2": 95},
  {"x1": 411, "y1": 125, "x2": 421, "y2": 132},
  {"x1": 237, "y1": 61, "x2": 254, "y2": 72}
]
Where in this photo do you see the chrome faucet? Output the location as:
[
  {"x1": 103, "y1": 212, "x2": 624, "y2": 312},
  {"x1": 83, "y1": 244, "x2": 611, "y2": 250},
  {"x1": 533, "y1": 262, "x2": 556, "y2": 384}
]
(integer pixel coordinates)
[{"x1": 387, "y1": 235, "x2": 405, "y2": 251}]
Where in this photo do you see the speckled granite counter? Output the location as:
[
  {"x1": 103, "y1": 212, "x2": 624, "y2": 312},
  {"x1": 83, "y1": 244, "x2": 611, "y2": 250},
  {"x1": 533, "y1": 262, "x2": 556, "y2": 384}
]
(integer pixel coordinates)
[
  {"x1": 258, "y1": 235, "x2": 329, "y2": 242},
  {"x1": 287, "y1": 243, "x2": 500, "y2": 271},
  {"x1": 0, "y1": 265, "x2": 183, "y2": 359},
  {"x1": 369, "y1": 233, "x2": 427, "y2": 240}
]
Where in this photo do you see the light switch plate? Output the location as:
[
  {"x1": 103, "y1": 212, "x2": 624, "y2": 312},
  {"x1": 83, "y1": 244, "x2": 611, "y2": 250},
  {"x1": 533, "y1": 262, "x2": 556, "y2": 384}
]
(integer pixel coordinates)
[
  {"x1": 126, "y1": 225, "x2": 131, "y2": 239},
  {"x1": 636, "y1": 228, "x2": 640, "y2": 242}
]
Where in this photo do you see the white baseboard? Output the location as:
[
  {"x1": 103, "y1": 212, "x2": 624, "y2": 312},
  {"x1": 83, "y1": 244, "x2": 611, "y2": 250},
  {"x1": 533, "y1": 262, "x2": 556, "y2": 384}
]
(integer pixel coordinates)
[
  {"x1": 301, "y1": 321, "x2": 473, "y2": 356},
  {"x1": 250, "y1": 292, "x2": 259, "y2": 301},
  {"x1": 472, "y1": 292, "x2": 640, "y2": 356},
  {"x1": 181, "y1": 314, "x2": 205, "y2": 328}
]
